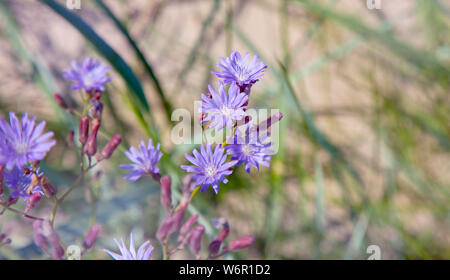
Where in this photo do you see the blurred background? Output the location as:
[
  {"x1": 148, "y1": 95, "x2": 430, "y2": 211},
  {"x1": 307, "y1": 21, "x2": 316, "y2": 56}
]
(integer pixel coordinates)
[{"x1": 0, "y1": 0, "x2": 449, "y2": 259}]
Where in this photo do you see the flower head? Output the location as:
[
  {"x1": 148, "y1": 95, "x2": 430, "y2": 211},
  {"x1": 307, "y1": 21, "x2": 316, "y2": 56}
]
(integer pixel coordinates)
[
  {"x1": 104, "y1": 232, "x2": 153, "y2": 260},
  {"x1": 212, "y1": 51, "x2": 267, "y2": 88},
  {"x1": 0, "y1": 112, "x2": 56, "y2": 170},
  {"x1": 3, "y1": 167, "x2": 43, "y2": 201},
  {"x1": 181, "y1": 144, "x2": 237, "y2": 194},
  {"x1": 120, "y1": 139, "x2": 162, "y2": 182},
  {"x1": 200, "y1": 82, "x2": 248, "y2": 130},
  {"x1": 63, "y1": 58, "x2": 112, "y2": 92},
  {"x1": 226, "y1": 125, "x2": 274, "y2": 173}
]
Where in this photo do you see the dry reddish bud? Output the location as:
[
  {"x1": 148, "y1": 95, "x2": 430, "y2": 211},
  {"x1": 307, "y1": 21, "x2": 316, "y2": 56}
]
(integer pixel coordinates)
[
  {"x1": 53, "y1": 93, "x2": 69, "y2": 109},
  {"x1": 25, "y1": 192, "x2": 43, "y2": 213},
  {"x1": 188, "y1": 225, "x2": 205, "y2": 256},
  {"x1": 88, "y1": 99, "x2": 103, "y2": 120},
  {"x1": 99, "y1": 134, "x2": 122, "y2": 160},
  {"x1": 40, "y1": 176, "x2": 57, "y2": 198},
  {"x1": 82, "y1": 224, "x2": 101, "y2": 250},
  {"x1": 84, "y1": 118, "x2": 100, "y2": 156},
  {"x1": 160, "y1": 175, "x2": 172, "y2": 213},
  {"x1": 229, "y1": 236, "x2": 254, "y2": 251},
  {"x1": 49, "y1": 230, "x2": 65, "y2": 260},
  {"x1": 79, "y1": 116, "x2": 89, "y2": 145},
  {"x1": 178, "y1": 214, "x2": 198, "y2": 242}
]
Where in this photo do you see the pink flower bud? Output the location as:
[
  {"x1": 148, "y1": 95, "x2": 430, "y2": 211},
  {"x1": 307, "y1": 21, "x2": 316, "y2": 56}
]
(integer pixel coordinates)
[
  {"x1": 53, "y1": 93, "x2": 69, "y2": 109},
  {"x1": 84, "y1": 119, "x2": 100, "y2": 156},
  {"x1": 208, "y1": 219, "x2": 229, "y2": 255},
  {"x1": 40, "y1": 176, "x2": 57, "y2": 198},
  {"x1": 160, "y1": 175, "x2": 172, "y2": 213},
  {"x1": 178, "y1": 214, "x2": 198, "y2": 242},
  {"x1": 49, "y1": 231, "x2": 65, "y2": 260},
  {"x1": 98, "y1": 134, "x2": 122, "y2": 160},
  {"x1": 25, "y1": 192, "x2": 43, "y2": 213},
  {"x1": 229, "y1": 236, "x2": 254, "y2": 251},
  {"x1": 82, "y1": 224, "x2": 101, "y2": 250},
  {"x1": 156, "y1": 206, "x2": 187, "y2": 241},
  {"x1": 188, "y1": 225, "x2": 205, "y2": 256},
  {"x1": 79, "y1": 116, "x2": 89, "y2": 145}
]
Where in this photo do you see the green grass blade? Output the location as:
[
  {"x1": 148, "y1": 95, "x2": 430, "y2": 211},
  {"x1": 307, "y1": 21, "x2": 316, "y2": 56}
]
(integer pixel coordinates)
[
  {"x1": 94, "y1": 0, "x2": 172, "y2": 121},
  {"x1": 39, "y1": 0, "x2": 150, "y2": 113}
]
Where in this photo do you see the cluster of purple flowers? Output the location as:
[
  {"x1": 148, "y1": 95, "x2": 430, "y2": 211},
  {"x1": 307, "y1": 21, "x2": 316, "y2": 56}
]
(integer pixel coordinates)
[
  {"x1": 0, "y1": 112, "x2": 56, "y2": 209},
  {"x1": 182, "y1": 50, "x2": 282, "y2": 194}
]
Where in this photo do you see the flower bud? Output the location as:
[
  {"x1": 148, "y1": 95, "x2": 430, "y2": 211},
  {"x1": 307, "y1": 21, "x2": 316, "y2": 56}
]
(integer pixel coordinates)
[
  {"x1": 188, "y1": 225, "x2": 204, "y2": 257},
  {"x1": 98, "y1": 134, "x2": 121, "y2": 160},
  {"x1": 49, "y1": 230, "x2": 65, "y2": 260},
  {"x1": 40, "y1": 176, "x2": 57, "y2": 198},
  {"x1": 82, "y1": 224, "x2": 101, "y2": 250},
  {"x1": 25, "y1": 192, "x2": 43, "y2": 213},
  {"x1": 160, "y1": 175, "x2": 172, "y2": 213},
  {"x1": 33, "y1": 221, "x2": 49, "y2": 252},
  {"x1": 228, "y1": 236, "x2": 254, "y2": 251},
  {"x1": 84, "y1": 119, "x2": 100, "y2": 156},
  {"x1": 88, "y1": 99, "x2": 103, "y2": 120},
  {"x1": 208, "y1": 218, "x2": 229, "y2": 255},
  {"x1": 79, "y1": 116, "x2": 89, "y2": 145},
  {"x1": 178, "y1": 214, "x2": 198, "y2": 242},
  {"x1": 53, "y1": 93, "x2": 69, "y2": 109}
]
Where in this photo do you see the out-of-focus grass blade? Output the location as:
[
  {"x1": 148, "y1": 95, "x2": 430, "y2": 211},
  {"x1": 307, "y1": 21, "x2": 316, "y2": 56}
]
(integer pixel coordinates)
[
  {"x1": 343, "y1": 212, "x2": 369, "y2": 260},
  {"x1": 293, "y1": 0, "x2": 450, "y2": 89},
  {"x1": 0, "y1": 1, "x2": 68, "y2": 123},
  {"x1": 314, "y1": 156, "x2": 325, "y2": 259},
  {"x1": 94, "y1": 0, "x2": 172, "y2": 121},
  {"x1": 39, "y1": 0, "x2": 150, "y2": 113}
]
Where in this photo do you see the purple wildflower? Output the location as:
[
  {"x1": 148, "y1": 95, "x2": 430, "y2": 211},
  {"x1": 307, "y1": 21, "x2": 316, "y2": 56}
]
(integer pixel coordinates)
[
  {"x1": 226, "y1": 125, "x2": 274, "y2": 173},
  {"x1": 0, "y1": 112, "x2": 56, "y2": 170},
  {"x1": 200, "y1": 82, "x2": 248, "y2": 130},
  {"x1": 181, "y1": 144, "x2": 237, "y2": 194},
  {"x1": 120, "y1": 139, "x2": 162, "y2": 182},
  {"x1": 63, "y1": 58, "x2": 112, "y2": 92},
  {"x1": 3, "y1": 167, "x2": 43, "y2": 201},
  {"x1": 104, "y1": 232, "x2": 153, "y2": 260},
  {"x1": 212, "y1": 51, "x2": 267, "y2": 88}
]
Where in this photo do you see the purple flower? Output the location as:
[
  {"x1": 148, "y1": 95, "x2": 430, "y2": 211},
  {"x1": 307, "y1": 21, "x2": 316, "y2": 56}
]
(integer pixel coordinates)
[
  {"x1": 226, "y1": 125, "x2": 274, "y2": 173},
  {"x1": 181, "y1": 144, "x2": 237, "y2": 194},
  {"x1": 200, "y1": 82, "x2": 248, "y2": 130},
  {"x1": 3, "y1": 167, "x2": 43, "y2": 201},
  {"x1": 0, "y1": 112, "x2": 56, "y2": 170},
  {"x1": 120, "y1": 139, "x2": 162, "y2": 182},
  {"x1": 212, "y1": 51, "x2": 267, "y2": 88},
  {"x1": 104, "y1": 232, "x2": 153, "y2": 260},
  {"x1": 63, "y1": 58, "x2": 112, "y2": 92}
]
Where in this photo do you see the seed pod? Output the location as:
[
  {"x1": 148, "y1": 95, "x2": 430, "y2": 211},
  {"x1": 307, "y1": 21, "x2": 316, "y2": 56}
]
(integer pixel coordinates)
[
  {"x1": 98, "y1": 134, "x2": 122, "y2": 160},
  {"x1": 78, "y1": 116, "x2": 89, "y2": 145}
]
